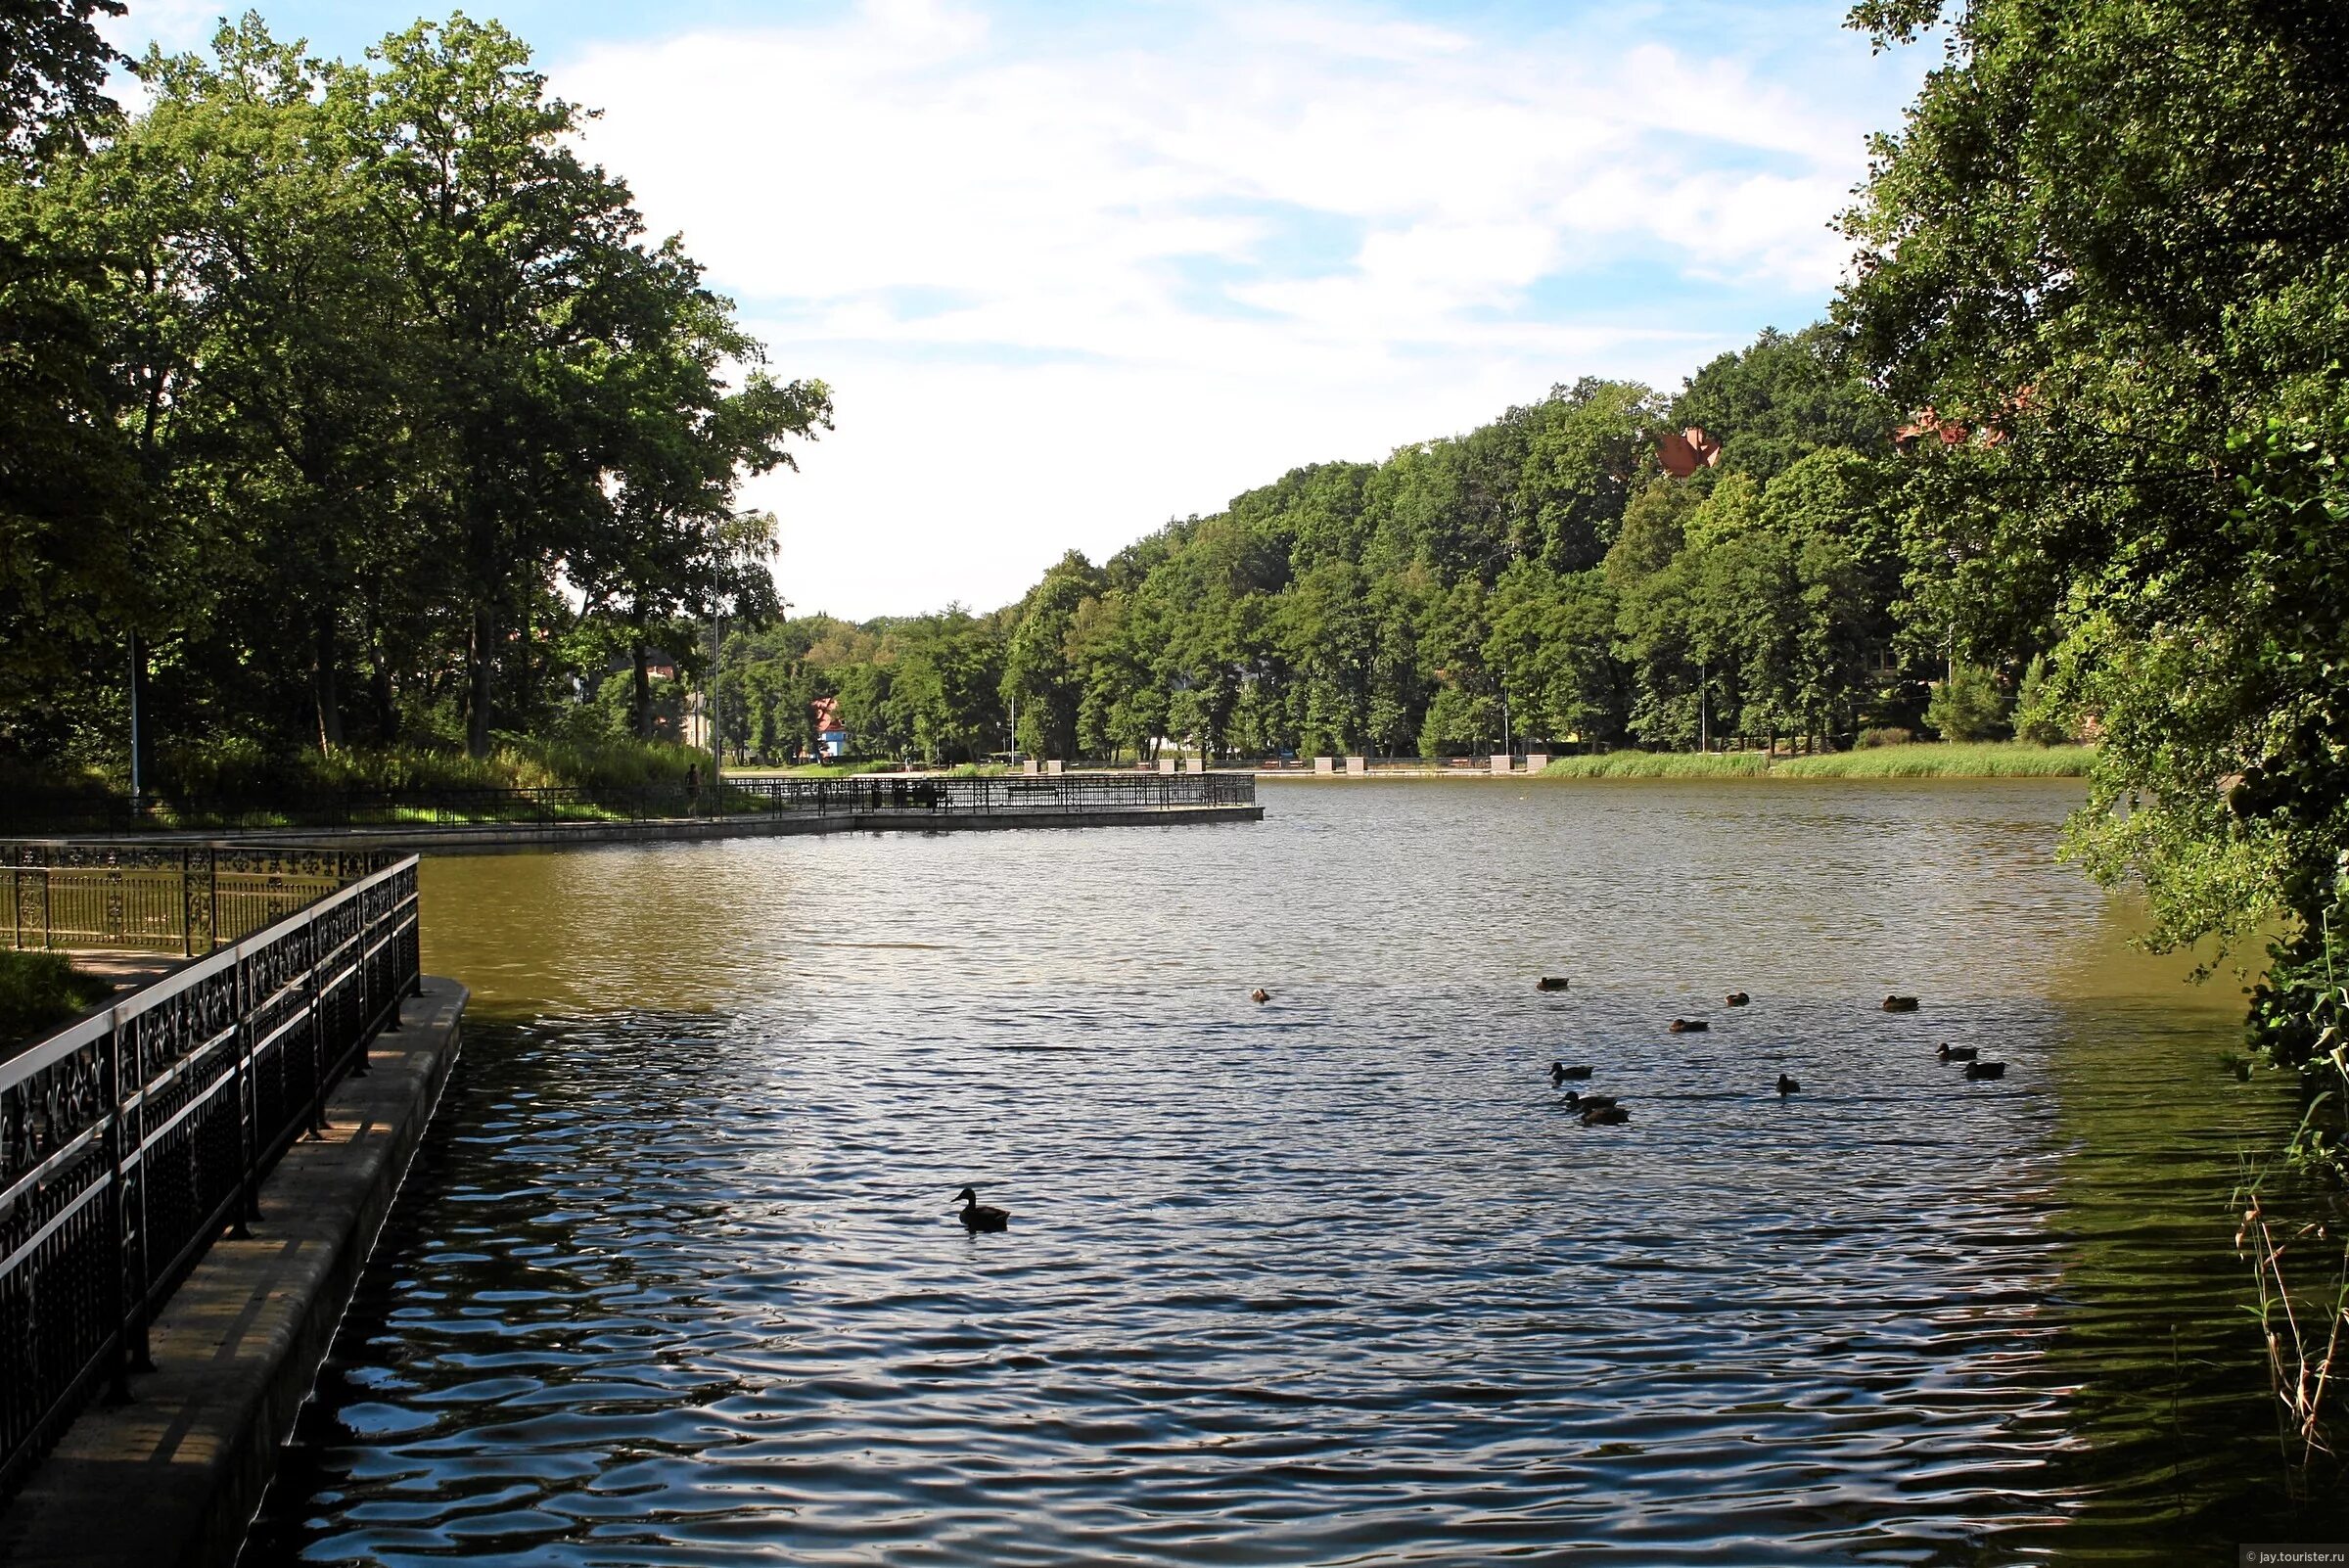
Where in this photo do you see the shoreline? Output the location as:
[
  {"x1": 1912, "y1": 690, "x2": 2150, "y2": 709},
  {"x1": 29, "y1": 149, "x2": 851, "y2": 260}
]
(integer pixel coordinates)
[{"x1": 1255, "y1": 745, "x2": 2093, "y2": 783}]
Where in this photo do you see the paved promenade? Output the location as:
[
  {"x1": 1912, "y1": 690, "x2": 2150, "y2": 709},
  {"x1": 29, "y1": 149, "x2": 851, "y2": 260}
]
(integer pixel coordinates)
[
  {"x1": 132, "y1": 801, "x2": 1265, "y2": 854},
  {"x1": 0, "y1": 979, "x2": 469, "y2": 1568}
]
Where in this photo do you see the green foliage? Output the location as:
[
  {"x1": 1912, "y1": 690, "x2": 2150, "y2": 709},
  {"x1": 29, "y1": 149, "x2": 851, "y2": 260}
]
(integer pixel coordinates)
[
  {"x1": 2011, "y1": 655, "x2": 2069, "y2": 746},
  {"x1": 0, "y1": 14, "x2": 826, "y2": 775},
  {"x1": 1773, "y1": 741, "x2": 2088, "y2": 778},
  {"x1": 1841, "y1": 0, "x2": 2349, "y2": 1444},
  {"x1": 1924, "y1": 665, "x2": 2008, "y2": 742},
  {"x1": 1534, "y1": 741, "x2": 2089, "y2": 780},
  {"x1": 149, "y1": 732, "x2": 706, "y2": 795},
  {"x1": 0, "y1": 949, "x2": 109, "y2": 1043},
  {"x1": 1538, "y1": 751, "x2": 1771, "y2": 778}
]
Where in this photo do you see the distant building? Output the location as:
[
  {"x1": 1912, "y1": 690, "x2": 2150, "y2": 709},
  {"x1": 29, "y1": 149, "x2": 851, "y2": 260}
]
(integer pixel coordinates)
[
  {"x1": 813, "y1": 695, "x2": 847, "y2": 759},
  {"x1": 1654, "y1": 427, "x2": 1723, "y2": 478}
]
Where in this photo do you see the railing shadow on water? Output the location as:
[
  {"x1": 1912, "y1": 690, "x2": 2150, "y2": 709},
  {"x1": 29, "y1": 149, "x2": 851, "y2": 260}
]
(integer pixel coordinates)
[
  {"x1": 0, "y1": 771, "x2": 1256, "y2": 836},
  {"x1": 0, "y1": 850, "x2": 422, "y2": 1498}
]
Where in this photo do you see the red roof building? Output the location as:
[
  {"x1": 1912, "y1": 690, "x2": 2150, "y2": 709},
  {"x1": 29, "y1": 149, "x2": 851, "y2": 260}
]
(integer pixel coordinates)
[{"x1": 1654, "y1": 426, "x2": 1723, "y2": 478}]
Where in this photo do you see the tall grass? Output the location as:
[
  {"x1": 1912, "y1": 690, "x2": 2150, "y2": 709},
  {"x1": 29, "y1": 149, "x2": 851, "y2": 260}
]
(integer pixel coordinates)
[
  {"x1": 1538, "y1": 742, "x2": 2093, "y2": 780},
  {"x1": 158, "y1": 734, "x2": 708, "y2": 795},
  {"x1": 1773, "y1": 742, "x2": 2093, "y2": 778},
  {"x1": 1536, "y1": 752, "x2": 1773, "y2": 778}
]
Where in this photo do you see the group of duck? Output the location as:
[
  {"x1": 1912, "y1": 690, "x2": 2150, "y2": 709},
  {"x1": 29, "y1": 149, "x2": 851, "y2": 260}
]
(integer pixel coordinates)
[
  {"x1": 1533, "y1": 979, "x2": 2010, "y2": 1129},
  {"x1": 954, "y1": 982, "x2": 2016, "y2": 1228}
]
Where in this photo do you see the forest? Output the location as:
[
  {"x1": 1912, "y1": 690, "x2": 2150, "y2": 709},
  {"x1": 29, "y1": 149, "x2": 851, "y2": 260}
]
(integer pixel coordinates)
[
  {"x1": 0, "y1": 8, "x2": 829, "y2": 791},
  {"x1": 723, "y1": 331, "x2": 2023, "y2": 768},
  {"x1": 0, "y1": 9, "x2": 2046, "y2": 791}
]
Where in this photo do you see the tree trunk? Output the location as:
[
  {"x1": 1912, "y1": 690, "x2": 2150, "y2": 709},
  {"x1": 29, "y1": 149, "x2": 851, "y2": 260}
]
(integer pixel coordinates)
[
  {"x1": 467, "y1": 605, "x2": 494, "y2": 759},
  {"x1": 631, "y1": 637, "x2": 653, "y2": 739},
  {"x1": 312, "y1": 608, "x2": 345, "y2": 753}
]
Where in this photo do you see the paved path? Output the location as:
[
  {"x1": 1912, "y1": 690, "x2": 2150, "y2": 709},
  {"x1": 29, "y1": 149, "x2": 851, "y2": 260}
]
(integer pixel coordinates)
[{"x1": 0, "y1": 978, "x2": 469, "y2": 1568}]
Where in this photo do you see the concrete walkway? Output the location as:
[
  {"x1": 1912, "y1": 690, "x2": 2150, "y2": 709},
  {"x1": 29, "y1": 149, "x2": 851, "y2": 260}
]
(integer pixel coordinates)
[
  {"x1": 143, "y1": 801, "x2": 1265, "y2": 854},
  {"x1": 0, "y1": 978, "x2": 469, "y2": 1568}
]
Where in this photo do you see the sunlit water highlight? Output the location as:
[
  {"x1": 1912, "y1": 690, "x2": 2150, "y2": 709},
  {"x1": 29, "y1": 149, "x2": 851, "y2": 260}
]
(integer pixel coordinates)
[{"x1": 241, "y1": 780, "x2": 2343, "y2": 1564}]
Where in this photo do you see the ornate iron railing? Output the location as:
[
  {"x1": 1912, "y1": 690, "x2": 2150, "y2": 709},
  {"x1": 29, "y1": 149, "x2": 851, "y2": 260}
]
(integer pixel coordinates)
[
  {"x1": 0, "y1": 855, "x2": 420, "y2": 1495},
  {"x1": 0, "y1": 771, "x2": 1256, "y2": 834},
  {"x1": 3, "y1": 845, "x2": 398, "y2": 956}
]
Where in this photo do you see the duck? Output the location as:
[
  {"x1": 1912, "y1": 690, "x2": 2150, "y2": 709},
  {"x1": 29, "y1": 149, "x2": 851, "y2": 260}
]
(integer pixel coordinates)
[
  {"x1": 1668, "y1": 1018, "x2": 1710, "y2": 1034},
  {"x1": 1581, "y1": 1102, "x2": 1631, "y2": 1127},
  {"x1": 1725, "y1": 992, "x2": 1751, "y2": 1007},
  {"x1": 955, "y1": 1185, "x2": 1010, "y2": 1232},
  {"x1": 1963, "y1": 1060, "x2": 2007, "y2": 1081},
  {"x1": 1775, "y1": 1073, "x2": 1800, "y2": 1096},
  {"x1": 1936, "y1": 1042, "x2": 1978, "y2": 1062},
  {"x1": 1536, "y1": 976, "x2": 1571, "y2": 992},
  {"x1": 1250, "y1": 988, "x2": 1271, "y2": 1004},
  {"x1": 1561, "y1": 1090, "x2": 1619, "y2": 1113},
  {"x1": 1882, "y1": 994, "x2": 1920, "y2": 1013},
  {"x1": 1549, "y1": 1061, "x2": 1593, "y2": 1084}
]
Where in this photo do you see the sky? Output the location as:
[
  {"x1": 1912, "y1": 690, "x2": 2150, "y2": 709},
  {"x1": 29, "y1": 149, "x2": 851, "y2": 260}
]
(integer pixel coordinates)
[{"x1": 104, "y1": 0, "x2": 1937, "y2": 621}]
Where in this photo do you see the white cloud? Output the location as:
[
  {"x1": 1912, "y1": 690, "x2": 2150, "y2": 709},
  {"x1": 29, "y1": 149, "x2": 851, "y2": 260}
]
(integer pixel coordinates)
[{"x1": 550, "y1": 0, "x2": 1920, "y2": 618}]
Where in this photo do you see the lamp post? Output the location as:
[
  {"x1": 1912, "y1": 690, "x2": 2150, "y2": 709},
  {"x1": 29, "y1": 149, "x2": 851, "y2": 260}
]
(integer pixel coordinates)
[{"x1": 708, "y1": 610, "x2": 723, "y2": 807}]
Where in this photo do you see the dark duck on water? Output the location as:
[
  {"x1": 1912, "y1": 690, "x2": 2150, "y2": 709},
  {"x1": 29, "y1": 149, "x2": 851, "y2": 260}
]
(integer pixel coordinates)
[
  {"x1": 955, "y1": 1185, "x2": 1010, "y2": 1232},
  {"x1": 1549, "y1": 1061, "x2": 1593, "y2": 1084}
]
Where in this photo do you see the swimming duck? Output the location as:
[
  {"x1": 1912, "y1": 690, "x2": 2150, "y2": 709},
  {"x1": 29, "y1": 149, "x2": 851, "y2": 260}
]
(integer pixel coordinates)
[
  {"x1": 1775, "y1": 1073, "x2": 1799, "y2": 1096},
  {"x1": 1251, "y1": 988, "x2": 1271, "y2": 1004},
  {"x1": 1726, "y1": 992, "x2": 1751, "y2": 1007},
  {"x1": 1561, "y1": 1090, "x2": 1620, "y2": 1113},
  {"x1": 1882, "y1": 995, "x2": 1920, "y2": 1013},
  {"x1": 1936, "y1": 1042, "x2": 1978, "y2": 1062},
  {"x1": 1669, "y1": 1018, "x2": 1710, "y2": 1034},
  {"x1": 1581, "y1": 1103, "x2": 1631, "y2": 1127},
  {"x1": 1549, "y1": 1061, "x2": 1593, "y2": 1084},
  {"x1": 1963, "y1": 1061, "x2": 2007, "y2": 1081},
  {"x1": 1537, "y1": 977, "x2": 1571, "y2": 992},
  {"x1": 955, "y1": 1185, "x2": 1010, "y2": 1232}
]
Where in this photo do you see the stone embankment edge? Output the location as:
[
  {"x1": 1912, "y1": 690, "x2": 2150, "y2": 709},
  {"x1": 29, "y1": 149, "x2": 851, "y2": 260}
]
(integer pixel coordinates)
[
  {"x1": 155, "y1": 802, "x2": 1264, "y2": 853},
  {"x1": 0, "y1": 977, "x2": 470, "y2": 1568}
]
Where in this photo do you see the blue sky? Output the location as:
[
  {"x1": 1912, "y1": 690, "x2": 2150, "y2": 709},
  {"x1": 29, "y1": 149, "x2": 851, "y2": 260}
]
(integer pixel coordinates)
[{"x1": 108, "y1": 0, "x2": 1936, "y2": 619}]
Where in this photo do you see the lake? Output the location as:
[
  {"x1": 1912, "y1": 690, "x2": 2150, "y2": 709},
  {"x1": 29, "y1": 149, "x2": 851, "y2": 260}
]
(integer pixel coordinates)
[{"x1": 240, "y1": 778, "x2": 2341, "y2": 1564}]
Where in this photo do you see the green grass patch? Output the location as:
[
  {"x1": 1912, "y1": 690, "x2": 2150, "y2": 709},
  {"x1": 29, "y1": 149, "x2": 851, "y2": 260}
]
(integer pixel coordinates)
[
  {"x1": 1773, "y1": 742, "x2": 2094, "y2": 778},
  {"x1": 1535, "y1": 741, "x2": 2092, "y2": 780},
  {"x1": 1537, "y1": 751, "x2": 1773, "y2": 778},
  {"x1": 0, "y1": 950, "x2": 112, "y2": 1044}
]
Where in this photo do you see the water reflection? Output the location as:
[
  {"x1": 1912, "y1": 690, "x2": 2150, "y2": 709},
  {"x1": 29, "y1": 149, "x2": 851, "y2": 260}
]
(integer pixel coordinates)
[{"x1": 241, "y1": 780, "x2": 2342, "y2": 1564}]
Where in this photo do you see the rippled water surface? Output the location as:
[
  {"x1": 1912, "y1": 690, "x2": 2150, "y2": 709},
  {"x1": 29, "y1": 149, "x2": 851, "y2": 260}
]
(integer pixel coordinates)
[{"x1": 243, "y1": 780, "x2": 2345, "y2": 1564}]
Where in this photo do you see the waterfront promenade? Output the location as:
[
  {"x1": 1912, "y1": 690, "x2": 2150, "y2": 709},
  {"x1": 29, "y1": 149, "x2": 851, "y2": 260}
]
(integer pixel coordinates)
[{"x1": 0, "y1": 979, "x2": 467, "y2": 1568}]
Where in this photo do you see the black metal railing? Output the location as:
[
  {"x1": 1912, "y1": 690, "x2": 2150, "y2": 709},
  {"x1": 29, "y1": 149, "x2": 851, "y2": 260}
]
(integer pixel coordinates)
[
  {"x1": 0, "y1": 854, "x2": 420, "y2": 1495},
  {"x1": 0, "y1": 771, "x2": 1256, "y2": 834},
  {"x1": 4, "y1": 844, "x2": 400, "y2": 956}
]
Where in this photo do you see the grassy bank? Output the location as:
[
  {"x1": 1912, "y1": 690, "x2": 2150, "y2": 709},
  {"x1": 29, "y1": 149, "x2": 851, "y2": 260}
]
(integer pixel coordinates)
[
  {"x1": 1536, "y1": 751, "x2": 1773, "y2": 778},
  {"x1": 1538, "y1": 742, "x2": 2094, "y2": 780},
  {"x1": 0, "y1": 950, "x2": 110, "y2": 1043}
]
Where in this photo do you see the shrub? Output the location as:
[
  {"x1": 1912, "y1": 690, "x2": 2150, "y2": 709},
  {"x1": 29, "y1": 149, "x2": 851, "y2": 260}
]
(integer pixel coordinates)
[
  {"x1": 1857, "y1": 726, "x2": 1914, "y2": 749},
  {"x1": 1925, "y1": 665, "x2": 2009, "y2": 742},
  {"x1": 2011, "y1": 655, "x2": 2071, "y2": 747},
  {"x1": 0, "y1": 950, "x2": 111, "y2": 1043}
]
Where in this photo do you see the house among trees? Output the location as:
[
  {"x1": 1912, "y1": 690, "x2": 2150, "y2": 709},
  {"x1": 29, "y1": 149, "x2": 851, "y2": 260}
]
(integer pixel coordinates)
[
  {"x1": 1653, "y1": 426, "x2": 1723, "y2": 477},
  {"x1": 813, "y1": 696, "x2": 848, "y2": 759}
]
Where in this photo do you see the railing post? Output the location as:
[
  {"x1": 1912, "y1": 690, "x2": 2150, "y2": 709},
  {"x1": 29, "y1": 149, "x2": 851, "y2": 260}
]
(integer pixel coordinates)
[
  {"x1": 346, "y1": 904, "x2": 370, "y2": 1079},
  {"x1": 101, "y1": 1012, "x2": 132, "y2": 1403},
  {"x1": 233, "y1": 948, "x2": 258, "y2": 1233}
]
